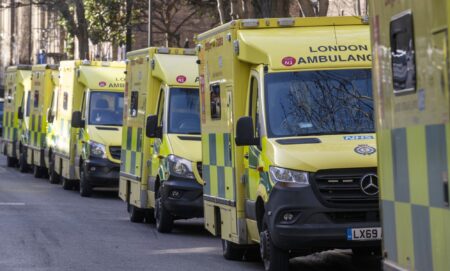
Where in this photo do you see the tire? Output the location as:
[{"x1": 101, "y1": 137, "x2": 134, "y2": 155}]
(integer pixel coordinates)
[
  {"x1": 222, "y1": 239, "x2": 245, "y2": 261},
  {"x1": 18, "y1": 149, "x2": 28, "y2": 173},
  {"x1": 144, "y1": 209, "x2": 156, "y2": 224},
  {"x1": 33, "y1": 165, "x2": 44, "y2": 178},
  {"x1": 260, "y1": 228, "x2": 290, "y2": 271},
  {"x1": 352, "y1": 247, "x2": 381, "y2": 258},
  {"x1": 155, "y1": 187, "x2": 173, "y2": 233},
  {"x1": 128, "y1": 204, "x2": 145, "y2": 223},
  {"x1": 61, "y1": 177, "x2": 74, "y2": 190},
  {"x1": 48, "y1": 154, "x2": 60, "y2": 184},
  {"x1": 6, "y1": 156, "x2": 16, "y2": 167},
  {"x1": 79, "y1": 164, "x2": 93, "y2": 197}
]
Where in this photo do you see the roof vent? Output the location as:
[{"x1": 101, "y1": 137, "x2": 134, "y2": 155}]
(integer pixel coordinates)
[
  {"x1": 184, "y1": 48, "x2": 196, "y2": 55},
  {"x1": 241, "y1": 19, "x2": 259, "y2": 28},
  {"x1": 157, "y1": 48, "x2": 170, "y2": 54},
  {"x1": 278, "y1": 18, "x2": 295, "y2": 27}
]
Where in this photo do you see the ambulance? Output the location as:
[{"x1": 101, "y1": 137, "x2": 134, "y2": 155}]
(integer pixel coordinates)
[
  {"x1": 119, "y1": 47, "x2": 202, "y2": 233},
  {"x1": 49, "y1": 60, "x2": 125, "y2": 197},
  {"x1": 197, "y1": 17, "x2": 379, "y2": 270},
  {"x1": 23, "y1": 64, "x2": 58, "y2": 178},
  {"x1": 2, "y1": 66, "x2": 31, "y2": 169},
  {"x1": 371, "y1": 1, "x2": 450, "y2": 270}
]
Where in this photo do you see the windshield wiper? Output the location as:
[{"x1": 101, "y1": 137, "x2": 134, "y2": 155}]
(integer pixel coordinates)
[{"x1": 293, "y1": 131, "x2": 373, "y2": 137}]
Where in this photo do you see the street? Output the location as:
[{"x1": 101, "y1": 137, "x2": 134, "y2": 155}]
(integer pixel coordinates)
[{"x1": 0, "y1": 156, "x2": 381, "y2": 271}]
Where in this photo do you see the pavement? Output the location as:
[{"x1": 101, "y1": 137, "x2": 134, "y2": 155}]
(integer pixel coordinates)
[{"x1": 0, "y1": 155, "x2": 381, "y2": 271}]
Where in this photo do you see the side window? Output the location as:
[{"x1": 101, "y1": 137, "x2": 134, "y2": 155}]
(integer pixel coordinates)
[
  {"x1": 33, "y1": 90, "x2": 39, "y2": 108},
  {"x1": 210, "y1": 84, "x2": 221, "y2": 120},
  {"x1": 25, "y1": 91, "x2": 31, "y2": 117},
  {"x1": 157, "y1": 88, "x2": 165, "y2": 126},
  {"x1": 63, "y1": 92, "x2": 68, "y2": 110},
  {"x1": 129, "y1": 91, "x2": 138, "y2": 117},
  {"x1": 249, "y1": 76, "x2": 260, "y2": 137},
  {"x1": 390, "y1": 12, "x2": 416, "y2": 93},
  {"x1": 81, "y1": 92, "x2": 86, "y2": 119}
]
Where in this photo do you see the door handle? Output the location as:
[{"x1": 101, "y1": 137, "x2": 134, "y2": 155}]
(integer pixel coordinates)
[{"x1": 244, "y1": 153, "x2": 249, "y2": 159}]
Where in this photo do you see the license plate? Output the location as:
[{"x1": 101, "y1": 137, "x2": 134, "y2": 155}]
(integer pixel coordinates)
[{"x1": 347, "y1": 227, "x2": 382, "y2": 241}]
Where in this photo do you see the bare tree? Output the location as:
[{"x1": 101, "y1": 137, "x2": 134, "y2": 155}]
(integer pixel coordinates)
[{"x1": 297, "y1": 0, "x2": 329, "y2": 17}]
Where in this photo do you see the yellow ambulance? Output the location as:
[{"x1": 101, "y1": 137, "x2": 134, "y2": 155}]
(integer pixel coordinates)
[
  {"x1": 49, "y1": 60, "x2": 125, "y2": 197},
  {"x1": 197, "y1": 17, "x2": 379, "y2": 270},
  {"x1": 119, "y1": 47, "x2": 203, "y2": 233},
  {"x1": 2, "y1": 66, "x2": 31, "y2": 168},
  {"x1": 23, "y1": 64, "x2": 58, "y2": 178},
  {"x1": 371, "y1": 1, "x2": 450, "y2": 270}
]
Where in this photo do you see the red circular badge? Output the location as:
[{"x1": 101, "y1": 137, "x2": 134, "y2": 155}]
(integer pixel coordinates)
[
  {"x1": 176, "y1": 75, "x2": 187, "y2": 84},
  {"x1": 99, "y1": 81, "x2": 107, "y2": 87},
  {"x1": 281, "y1": 57, "x2": 296, "y2": 67}
]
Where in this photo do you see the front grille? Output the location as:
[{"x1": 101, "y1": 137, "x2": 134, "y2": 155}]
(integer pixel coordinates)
[
  {"x1": 196, "y1": 162, "x2": 202, "y2": 178},
  {"x1": 311, "y1": 168, "x2": 379, "y2": 208},
  {"x1": 109, "y1": 146, "x2": 121, "y2": 160}
]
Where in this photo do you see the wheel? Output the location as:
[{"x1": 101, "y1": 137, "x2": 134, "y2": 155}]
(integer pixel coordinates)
[
  {"x1": 352, "y1": 247, "x2": 381, "y2": 258},
  {"x1": 155, "y1": 187, "x2": 173, "y2": 233},
  {"x1": 48, "y1": 154, "x2": 60, "y2": 184},
  {"x1": 61, "y1": 178, "x2": 74, "y2": 190},
  {"x1": 222, "y1": 239, "x2": 245, "y2": 261},
  {"x1": 128, "y1": 204, "x2": 145, "y2": 223},
  {"x1": 144, "y1": 209, "x2": 156, "y2": 224},
  {"x1": 18, "y1": 149, "x2": 28, "y2": 173},
  {"x1": 33, "y1": 165, "x2": 44, "y2": 178},
  {"x1": 79, "y1": 164, "x2": 93, "y2": 197},
  {"x1": 260, "y1": 228, "x2": 290, "y2": 271},
  {"x1": 6, "y1": 156, "x2": 17, "y2": 167}
]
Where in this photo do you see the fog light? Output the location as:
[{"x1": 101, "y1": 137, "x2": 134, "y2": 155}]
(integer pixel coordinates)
[
  {"x1": 90, "y1": 167, "x2": 96, "y2": 171},
  {"x1": 283, "y1": 213, "x2": 294, "y2": 222},
  {"x1": 170, "y1": 190, "x2": 183, "y2": 199}
]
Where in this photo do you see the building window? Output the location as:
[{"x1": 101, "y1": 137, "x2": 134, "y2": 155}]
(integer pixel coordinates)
[
  {"x1": 130, "y1": 91, "x2": 138, "y2": 117},
  {"x1": 390, "y1": 12, "x2": 416, "y2": 94},
  {"x1": 210, "y1": 84, "x2": 221, "y2": 120}
]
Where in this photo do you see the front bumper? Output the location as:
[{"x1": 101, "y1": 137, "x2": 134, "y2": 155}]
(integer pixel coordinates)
[
  {"x1": 84, "y1": 157, "x2": 120, "y2": 187},
  {"x1": 265, "y1": 181, "x2": 381, "y2": 251},
  {"x1": 161, "y1": 177, "x2": 203, "y2": 219}
]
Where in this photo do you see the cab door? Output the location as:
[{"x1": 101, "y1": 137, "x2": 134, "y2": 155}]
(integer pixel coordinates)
[{"x1": 151, "y1": 86, "x2": 166, "y2": 181}]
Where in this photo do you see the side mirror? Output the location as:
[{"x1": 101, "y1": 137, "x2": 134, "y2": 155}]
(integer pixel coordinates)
[
  {"x1": 145, "y1": 115, "x2": 162, "y2": 138},
  {"x1": 235, "y1": 116, "x2": 259, "y2": 146},
  {"x1": 46, "y1": 108, "x2": 54, "y2": 123},
  {"x1": 71, "y1": 111, "x2": 85, "y2": 128},
  {"x1": 17, "y1": 106, "x2": 23, "y2": 120}
]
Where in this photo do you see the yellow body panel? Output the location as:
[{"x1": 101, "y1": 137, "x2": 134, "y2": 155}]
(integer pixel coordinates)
[
  {"x1": 370, "y1": 0, "x2": 450, "y2": 270},
  {"x1": 1, "y1": 66, "x2": 31, "y2": 160},
  {"x1": 25, "y1": 64, "x2": 58, "y2": 169},
  {"x1": 198, "y1": 16, "x2": 376, "y2": 247},
  {"x1": 120, "y1": 47, "x2": 201, "y2": 213},
  {"x1": 51, "y1": 60, "x2": 125, "y2": 181}
]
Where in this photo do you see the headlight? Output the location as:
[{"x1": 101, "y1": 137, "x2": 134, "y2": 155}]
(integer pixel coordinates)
[
  {"x1": 167, "y1": 155, "x2": 194, "y2": 179},
  {"x1": 89, "y1": 141, "x2": 106, "y2": 158},
  {"x1": 269, "y1": 166, "x2": 309, "y2": 185}
]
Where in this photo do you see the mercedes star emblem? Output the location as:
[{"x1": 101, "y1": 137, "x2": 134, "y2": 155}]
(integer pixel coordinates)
[{"x1": 360, "y1": 174, "x2": 379, "y2": 196}]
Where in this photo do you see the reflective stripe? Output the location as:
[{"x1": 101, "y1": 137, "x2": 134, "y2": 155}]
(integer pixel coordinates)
[
  {"x1": 382, "y1": 200, "x2": 397, "y2": 263},
  {"x1": 411, "y1": 204, "x2": 433, "y2": 271},
  {"x1": 426, "y1": 124, "x2": 448, "y2": 208},
  {"x1": 392, "y1": 128, "x2": 410, "y2": 202}
]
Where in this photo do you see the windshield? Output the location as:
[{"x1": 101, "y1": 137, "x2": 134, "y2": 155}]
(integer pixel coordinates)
[
  {"x1": 265, "y1": 69, "x2": 374, "y2": 138},
  {"x1": 167, "y1": 88, "x2": 200, "y2": 135},
  {"x1": 88, "y1": 91, "x2": 124, "y2": 126}
]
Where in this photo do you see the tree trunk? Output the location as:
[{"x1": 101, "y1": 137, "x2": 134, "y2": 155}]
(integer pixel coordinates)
[
  {"x1": 298, "y1": 0, "x2": 316, "y2": 17},
  {"x1": 125, "y1": 0, "x2": 134, "y2": 52},
  {"x1": 74, "y1": 0, "x2": 89, "y2": 59},
  {"x1": 271, "y1": 0, "x2": 289, "y2": 17},
  {"x1": 318, "y1": 0, "x2": 329, "y2": 16},
  {"x1": 217, "y1": 0, "x2": 231, "y2": 24}
]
